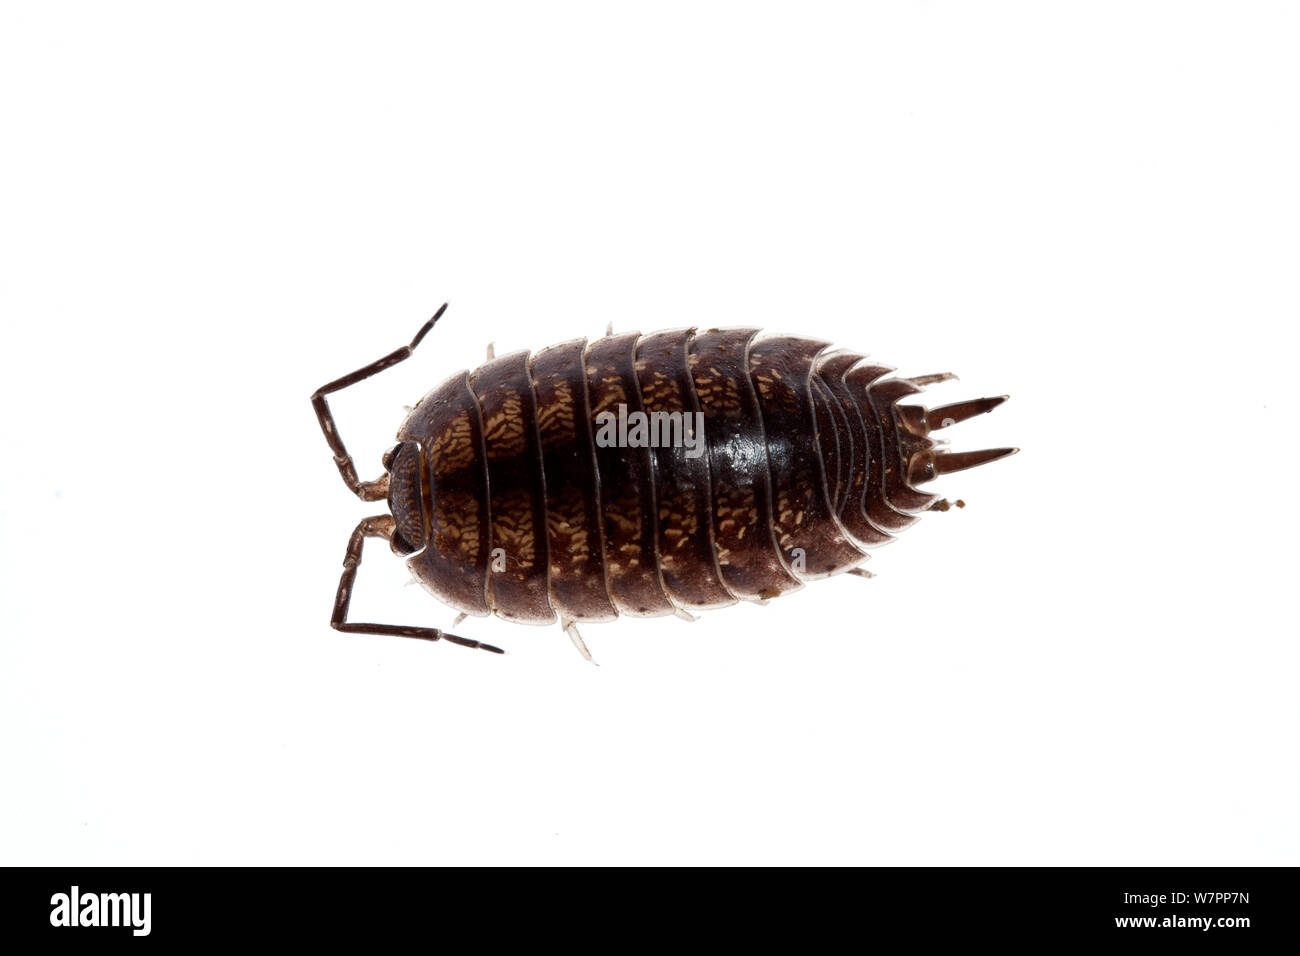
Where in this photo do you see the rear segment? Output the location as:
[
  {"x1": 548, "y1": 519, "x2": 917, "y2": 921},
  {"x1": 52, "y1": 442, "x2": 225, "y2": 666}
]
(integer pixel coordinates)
[
  {"x1": 812, "y1": 352, "x2": 892, "y2": 549},
  {"x1": 748, "y1": 336, "x2": 869, "y2": 579}
]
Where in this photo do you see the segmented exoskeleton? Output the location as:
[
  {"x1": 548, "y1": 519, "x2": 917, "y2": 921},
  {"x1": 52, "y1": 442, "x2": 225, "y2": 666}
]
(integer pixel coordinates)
[{"x1": 312, "y1": 305, "x2": 1015, "y2": 658}]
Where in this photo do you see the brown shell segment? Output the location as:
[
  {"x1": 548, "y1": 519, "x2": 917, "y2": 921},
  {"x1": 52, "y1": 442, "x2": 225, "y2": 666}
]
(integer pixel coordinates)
[
  {"x1": 584, "y1": 332, "x2": 676, "y2": 617},
  {"x1": 398, "y1": 371, "x2": 491, "y2": 616},
  {"x1": 748, "y1": 336, "x2": 869, "y2": 579},
  {"x1": 811, "y1": 375, "x2": 849, "y2": 514},
  {"x1": 814, "y1": 351, "x2": 893, "y2": 548},
  {"x1": 846, "y1": 362, "x2": 917, "y2": 533},
  {"x1": 868, "y1": 378, "x2": 940, "y2": 514},
  {"x1": 471, "y1": 350, "x2": 554, "y2": 624},
  {"x1": 635, "y1": 329, "x2": 737, "y2": 609},
  {"x1": 688, "y1": 328, "x2": 801, "y2": 601},
  {"x1": 531, "y1": 339, "x2": 618, "y2": 623}
]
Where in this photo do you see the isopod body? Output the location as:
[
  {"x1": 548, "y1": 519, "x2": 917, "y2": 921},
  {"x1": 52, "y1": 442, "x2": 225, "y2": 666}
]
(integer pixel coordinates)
[{"x1": 312, "y1": 306, "x2": 1015, "y2": 656}]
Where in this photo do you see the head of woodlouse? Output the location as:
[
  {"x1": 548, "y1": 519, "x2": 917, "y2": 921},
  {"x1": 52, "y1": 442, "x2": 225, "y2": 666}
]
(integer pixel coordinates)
[{"x1": 381, "y1": 441, "x2": 428, "y2": 556}]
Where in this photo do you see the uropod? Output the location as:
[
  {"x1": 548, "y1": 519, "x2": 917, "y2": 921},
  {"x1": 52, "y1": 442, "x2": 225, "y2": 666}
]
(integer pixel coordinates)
[{"x1": 311, "y1": 304, "x2": 1016, "y2": 659}]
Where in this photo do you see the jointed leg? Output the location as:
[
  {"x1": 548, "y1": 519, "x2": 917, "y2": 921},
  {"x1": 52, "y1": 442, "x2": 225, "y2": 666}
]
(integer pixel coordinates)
[
  {"x1": 332, "y1": 514, "x2": 505, "y2": 654},
  {"x1": 908, "y1": 371, "x2": 957, "y2": 387},
  {"x1": 561, "y1": 616, "x2": 596, "y2": 665},
  {"x1": 311, "y1": 303, "x2": 448, "y2": 501}
]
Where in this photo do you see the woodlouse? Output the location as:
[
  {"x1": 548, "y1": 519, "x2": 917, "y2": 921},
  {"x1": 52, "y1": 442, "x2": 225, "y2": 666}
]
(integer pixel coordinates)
[{"x1": 312, "y1": 304, "x2": 1016, "y2": 658}]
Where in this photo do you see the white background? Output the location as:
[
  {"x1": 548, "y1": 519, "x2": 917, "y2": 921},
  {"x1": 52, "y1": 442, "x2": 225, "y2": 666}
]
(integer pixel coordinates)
[{"x1": 2, "y1": 2, "x2": 1296, "y2": 866}]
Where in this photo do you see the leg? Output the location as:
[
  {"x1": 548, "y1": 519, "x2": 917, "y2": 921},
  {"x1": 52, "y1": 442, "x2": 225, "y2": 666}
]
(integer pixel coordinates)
[
  {"x1": 332, "y1": 514, "x2": 505, "y2": 654},
  {"x1": 561, "y1": 616, "x2": 597, "y2": 665},
  {"x1": 311, "y1": 303, "x2": 448, "y2": 501},
  {"x1": 908, "y1": 371, "x2": 958, "y2": 387}
]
